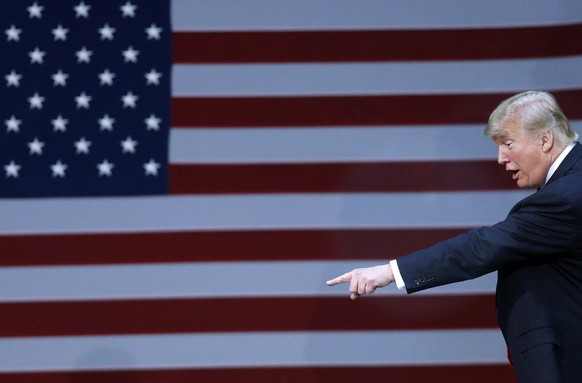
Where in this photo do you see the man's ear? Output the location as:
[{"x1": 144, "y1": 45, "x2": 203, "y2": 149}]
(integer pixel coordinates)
[{"x1": 541, "y1": 129, "x2": 554, "y2": 152}]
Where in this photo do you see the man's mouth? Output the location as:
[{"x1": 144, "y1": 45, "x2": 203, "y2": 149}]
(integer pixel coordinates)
[{"x1": 511, "y1": 170, "x2": 520, "y2": 180}]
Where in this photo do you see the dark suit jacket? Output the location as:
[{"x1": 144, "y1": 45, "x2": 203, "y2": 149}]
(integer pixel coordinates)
[{"x1": 397, "y1": 142, "x2": 582, "y2": 383}]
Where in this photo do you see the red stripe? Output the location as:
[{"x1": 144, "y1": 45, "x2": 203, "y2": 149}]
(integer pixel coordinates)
[
  {"x1": 169, "y1": 161, "x2": 515, "y2": 194},
  {"x1": 0, "y1": 229, "x2": 467, "y2": 266},
  {"x1": 0, "y1": 365, "x2": 516, "y2": 383},
  {"x1": 173, "y1": 23, "x2": 582, "y2": 63},
  {"x1": 0, "y1": 295, "x2": 496, "y2": 337},
  {"x1": 172, "y1": 89, "x2": 582, "y2": 127}
]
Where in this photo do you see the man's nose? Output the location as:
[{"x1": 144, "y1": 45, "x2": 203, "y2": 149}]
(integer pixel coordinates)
[{"x1": 497, "y1": 147, "x2": 510, "y2": 164}]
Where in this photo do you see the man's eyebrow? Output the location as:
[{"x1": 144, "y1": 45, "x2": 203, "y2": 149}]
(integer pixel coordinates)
[{"x1": 494, "y1": 132, "x2": 514, "y2": 141}]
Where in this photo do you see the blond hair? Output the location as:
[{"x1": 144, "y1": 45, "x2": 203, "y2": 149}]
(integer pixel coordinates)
[{"x1": 485, "y1": 91, "x2": 578, "y2": 144}]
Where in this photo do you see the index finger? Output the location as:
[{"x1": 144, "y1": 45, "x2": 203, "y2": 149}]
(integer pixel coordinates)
[{"x1": 326, "y1": 272, "x2": 352, "y2": 286}]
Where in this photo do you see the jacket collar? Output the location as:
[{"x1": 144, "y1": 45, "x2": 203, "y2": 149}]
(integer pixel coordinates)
[{"x1": 545, "y1": 141, "x2": 582, "y2": 186}]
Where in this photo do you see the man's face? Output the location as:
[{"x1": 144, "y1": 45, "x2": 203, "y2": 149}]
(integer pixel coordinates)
[{"x1": 493, "y1": 122, "x2": 550, "y2": 189}]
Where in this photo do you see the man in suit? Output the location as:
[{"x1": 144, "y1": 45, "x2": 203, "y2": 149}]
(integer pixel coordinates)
[{"x1": 327, "y1": 91, "x2": 582, "y2": 383}]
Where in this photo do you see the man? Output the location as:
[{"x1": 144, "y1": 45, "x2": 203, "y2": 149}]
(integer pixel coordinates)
[{"x1": 327, "y1": 91, "x2": 582, "y2": 383}]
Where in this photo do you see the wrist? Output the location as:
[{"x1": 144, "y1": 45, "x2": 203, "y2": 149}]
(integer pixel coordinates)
[
  {"x1": 386, "y1": 263, "x2": 395, "y2": 283},
  {"x1": 389, "y1": 259, "x2": 406, "y2": 290}
]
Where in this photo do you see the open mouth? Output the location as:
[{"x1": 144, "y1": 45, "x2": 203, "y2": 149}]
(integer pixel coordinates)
[{"x1": 511, "y1": 170, "x2": 520, "y2": 180}]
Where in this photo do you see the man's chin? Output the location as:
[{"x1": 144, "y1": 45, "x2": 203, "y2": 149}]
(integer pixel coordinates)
[
  {"x1": 515, "y1": 179, "x2": 528, "y2": 189},
  {"x1": 516, "y1": 180, "x2": 539, "y2": 189}
]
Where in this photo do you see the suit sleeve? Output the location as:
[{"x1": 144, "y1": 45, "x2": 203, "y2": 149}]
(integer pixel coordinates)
[{"x1": 397, "y1": 189, "x2": 581, "y2": 294}]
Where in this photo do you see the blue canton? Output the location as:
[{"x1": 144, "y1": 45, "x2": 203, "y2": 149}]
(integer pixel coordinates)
[{"x1": 0, "y1": 1, "x2": 171, "y2": 197}]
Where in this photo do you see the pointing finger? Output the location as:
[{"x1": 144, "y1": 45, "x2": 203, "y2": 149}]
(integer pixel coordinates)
[{"x1": 326, "y1": 272, "x2": 352, "y2": 286}]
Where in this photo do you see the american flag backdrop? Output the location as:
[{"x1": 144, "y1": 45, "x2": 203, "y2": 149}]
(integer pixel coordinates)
[{"x1": 1, "y1": 0, "x2": 582, "y2": 382}]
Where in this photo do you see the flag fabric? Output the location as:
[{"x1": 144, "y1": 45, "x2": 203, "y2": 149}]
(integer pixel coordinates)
[
  {"x1": 1, "y1": 1, "x2": 582, "y2": 382},
  {"x1": 1, "y1": 0, "x2": 170, "y2": 197}
]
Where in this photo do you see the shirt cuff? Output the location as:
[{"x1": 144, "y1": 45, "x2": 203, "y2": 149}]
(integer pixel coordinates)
[{"x1": 389, "y1": 259, "x2": 406, "y2": 290}]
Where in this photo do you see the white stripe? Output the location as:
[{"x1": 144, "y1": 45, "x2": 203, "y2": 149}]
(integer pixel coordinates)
[
  {"x1": 0, "y1": 330, "x2": 507, "y2": 372},
  {"x1": 170, "y1": 125, "x2": 495, "y2": 164},
  {"x1": 172, "y1": 0, "x2": 582, "y2": 31},
  {"x1": 0, "y1": 261, "x2": 496, "y2": 302},
  {"x1": 173, "y1": 56, "x2": 582, "y2": 97},
  {"x1": 170, "y1": 123, "x2": 582, "y2": 164},
  {"x1": 0, "y1": 191, "x2": 530, "y2": 234}
]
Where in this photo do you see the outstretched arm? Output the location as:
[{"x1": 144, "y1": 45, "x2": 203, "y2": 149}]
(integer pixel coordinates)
[{"x1": 326, "y1": 263, "x2": 395, "y2": 300}]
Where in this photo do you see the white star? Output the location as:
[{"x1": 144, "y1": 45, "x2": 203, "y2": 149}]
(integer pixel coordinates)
[
  {"x1": 75, "y1": 92, "x2": 92, "y2": 109},
  {"x1": 145, "y1": 24, "x2": 162, "y2": 40},
  {"x1": 52, "y1": 70, "x2": 69, "y2": 86},
  {"x1": 98, "y1": 114, "x2": 115, "y2": 131},
  {"x1": 5, "y1": 25, "x2": 22, "y2": 42},
  {"x1": 74, "y1": 137, "x2": 92, "y2": 154},
  {"x1": 5, "y1": 70, "x2": 22, "y2": 87},
  {"x1": 145, "y1": 69, "x2": 162, "y2": 85},
  {"x1": 27, "y1": 2, "x2": 44, "y2": 18},
  {"x1": 74, "y1": 1, "x2": 90, "y2": 17},
  {"x1": 122, "y1": 91, "x2": 138, "y2": 108},
  {"x1": 145, "y1": 114, "x2": 161, "y2": 130},
  {"x1": 52, "y1": 25, "x2": 69, "y2": 41},
  {"x1": 51, "y1": 115, "x2": 68, "y2": 132},
  {"x1": 121, "y1": 136, "x2": 138, "y2": 153},
  {"x1": 51, "y1": 160, "x2": 68, "y2": 178},
  {"x1": 97, "y1": 159, "x2": 114, "y2": 177},
  {"x1": 99, "y1": 24, "x2": 115, "y2": 40},
  {"x1": 28, "y1": 92, "x2": 45, "y2": 109},
  {"x1": 5, "y1": 116, "x2": 21, "y2": 133},
  {"x1": 4, "y1": 161, "x2": 21, "y2": 178},
  {"x1": 120, "y1": 1, "x2": 137, "y2": 17},
  {"x1": 122, "y1": 46, "x2": 139, "y2": 63},
  {"x1": 98, "y1": 69, "x2": 115, "y2": 86},
  {"x1": 28, "y1": 138, "x2": 45, "y2": 155},
  {"x1": 29, "y1": 47, "x2": 46, "y2": 64},
  {"x1": 76, "y1": 47, "x2": 93, "y2": 63},
  {"x1": 143, "y1": 159, "x2": 160, "y2": 176}
]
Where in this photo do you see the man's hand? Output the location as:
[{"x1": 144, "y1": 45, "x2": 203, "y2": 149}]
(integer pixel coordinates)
[{"x1": 326, "y1": 263, "x2": 395, "y2": 300}]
